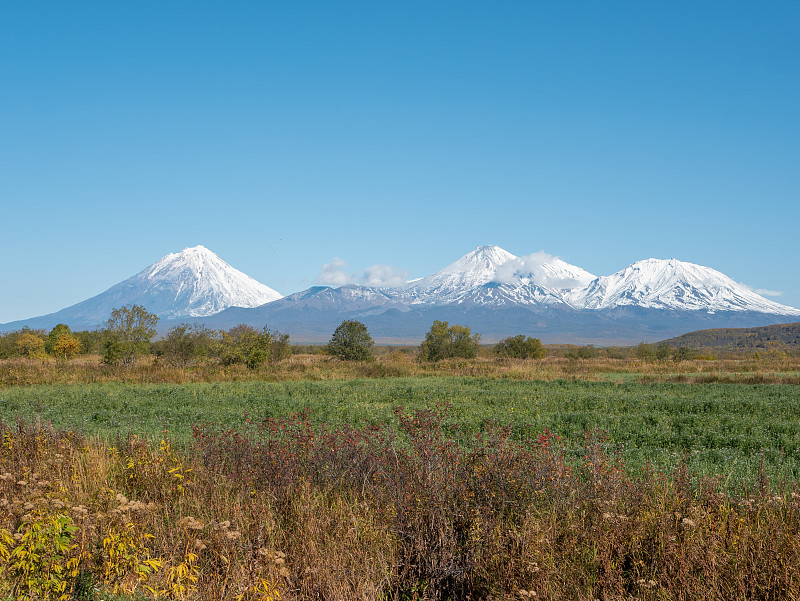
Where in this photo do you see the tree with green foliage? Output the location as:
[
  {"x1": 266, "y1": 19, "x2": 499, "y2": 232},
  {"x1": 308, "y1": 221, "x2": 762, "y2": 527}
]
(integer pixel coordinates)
[
  {"x1": 218, "y1": 324, "x2": 274, "y2": 369},
  {"x1": 565, "y1": 345, "x2": 599, "y2": 360},
  {"x1": 326, "y1": 320, "x2": 374, "y2": 361},
  {"x1": 156, "y1": 324, "x2": 217, "y2": 368},
  {"x1": 636, "y1": 342, "x2": 656, "y2": 362},
  {"x1": 45, "y1": 324, "x2": 70, "y2": 354},
  {"x1": 73, "y1": 330, "x2": 101, "y2": 355},
  {"x1": 269, "y1": 331, "x2": 292, "y2": 364},
  {"x1": 672, "y1": 346, "x2": 694, "y2": 362},
  {"x1": 419, "y1": 320, "x2": 481, "y2": 361},
  {"x1": 494, "y1": 335, "x2": 546, "y2": 359},
  {"x1": 102, "y1": 304, "x2": 159, "y2": 366},
  {"x1": 655, "y1": 342, "x2": 672, "y2": 361}
]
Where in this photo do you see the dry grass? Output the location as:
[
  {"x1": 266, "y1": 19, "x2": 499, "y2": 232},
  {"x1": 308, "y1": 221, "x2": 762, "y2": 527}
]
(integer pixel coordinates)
[
  {"x1": 2, "y1": 416, "x2": 800, "y2": 600},
  {"x1": 2, "y1": 352, "x2": 799, "y2": 387}
]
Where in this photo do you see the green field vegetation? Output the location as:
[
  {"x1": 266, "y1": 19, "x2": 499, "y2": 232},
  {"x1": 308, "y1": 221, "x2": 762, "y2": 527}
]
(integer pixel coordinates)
[
  {"x1": 2, "y1": 377, "x2": 799, "y2": 485},
  {"x1": 3, "y1": 318, "x2": 800, "y2": 599}
]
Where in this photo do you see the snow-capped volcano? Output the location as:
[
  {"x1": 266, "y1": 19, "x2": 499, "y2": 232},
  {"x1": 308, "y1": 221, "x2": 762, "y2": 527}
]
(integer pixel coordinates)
[
  {"x1": 572, "y1": 258, "x2": 800, "y2": 315},
  {"x1": 405, "y1": 245, "x2": 594, "y2": 306},
  {"x1": 0, "y1": 246, "x2": 283, "y2": 331},
  {"x1": 407, "y1": 245, "x2": 518, "y2": 294},
  {"x1": 125, "y1": 245, "x2": 283, "y2": 318}
]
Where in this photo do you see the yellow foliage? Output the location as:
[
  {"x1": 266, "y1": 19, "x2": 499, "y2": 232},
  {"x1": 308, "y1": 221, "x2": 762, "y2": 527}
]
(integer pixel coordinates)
[{"x1": 52, "y1": 333, "x2": 80, "y2": 359}]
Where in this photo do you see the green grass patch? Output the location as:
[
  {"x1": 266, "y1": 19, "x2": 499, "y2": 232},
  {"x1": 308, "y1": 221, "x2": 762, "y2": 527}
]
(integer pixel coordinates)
[{"x1": 1, "y1": 377, "x2": 799, "y2": 484}]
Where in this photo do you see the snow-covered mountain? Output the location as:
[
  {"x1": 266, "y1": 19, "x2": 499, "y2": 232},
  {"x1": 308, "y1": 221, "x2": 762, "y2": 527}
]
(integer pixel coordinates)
[
  {"x1": 405, "y1": 245, "x2": 595, "y2": 307},
  {"x1": 4, "y1": 244, "x2": 799, "y2": 344},
  {"x1": 0, "y1": 246, "x2": 282, "y2": 331},
  {"x1": 123, "y1": 245, "x2": 282, "y2": 318},
  {"x1": 571, "y1": 258, "x2": 800, "y2": 315}
]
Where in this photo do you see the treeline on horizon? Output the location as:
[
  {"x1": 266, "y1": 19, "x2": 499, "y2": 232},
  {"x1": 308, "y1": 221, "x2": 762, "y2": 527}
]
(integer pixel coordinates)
[{"x1": 1, "y1": 304, "x2": 798, "y2": 368}]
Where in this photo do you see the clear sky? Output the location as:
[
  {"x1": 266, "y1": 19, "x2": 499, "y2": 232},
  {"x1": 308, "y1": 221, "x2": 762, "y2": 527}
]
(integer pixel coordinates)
[{"x1": 2, "y1": 1, "x2": 799, "y2": 323}]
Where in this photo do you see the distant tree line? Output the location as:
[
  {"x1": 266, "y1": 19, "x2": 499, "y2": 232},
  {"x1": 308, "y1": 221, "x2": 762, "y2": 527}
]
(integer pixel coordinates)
[
  {"x1": 323, "y1": 318, "x2": 547, "y2": 362},
  {"x1": 0, "y1": 304, "x2": 292, "y2": 370},
  {"x1": 5, "y1": 308, "x2": 730, "y2": 367}
]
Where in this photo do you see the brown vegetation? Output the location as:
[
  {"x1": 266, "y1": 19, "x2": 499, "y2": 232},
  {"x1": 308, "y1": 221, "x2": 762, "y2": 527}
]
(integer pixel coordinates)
[
  {"x1": 1, "y1": 350, "x2": 799, "y2": 387},
  {"x1": 2, "y1": 414, "x2": 800, "y2": 600}
]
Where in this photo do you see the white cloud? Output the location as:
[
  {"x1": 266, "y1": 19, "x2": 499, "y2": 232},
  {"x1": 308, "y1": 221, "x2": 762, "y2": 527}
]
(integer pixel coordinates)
[
  {"x1": 316, "y1": 257, "x2": 355, "y2": 286},
  {"x1": 493, "y1": 258, "x2": 523, "y2": 284},
  {"x1": 740, "y1": 282, "x2": 783, "y2": 298},
  {"x1": 362, "y1": 264, "x2": 409, "y2": 288},
  {"x1": 494, "y1": 251, "x2": 584, "y2": 289}
]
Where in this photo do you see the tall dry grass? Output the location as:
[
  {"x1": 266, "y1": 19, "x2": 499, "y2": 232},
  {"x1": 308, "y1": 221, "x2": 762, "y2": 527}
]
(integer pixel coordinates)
[
  {"x1": 2, "y1": 352, "x2": 799, "y2": 387},
  {"x1": 2, "y1": 415, "x2": 800, "y2": 600}
]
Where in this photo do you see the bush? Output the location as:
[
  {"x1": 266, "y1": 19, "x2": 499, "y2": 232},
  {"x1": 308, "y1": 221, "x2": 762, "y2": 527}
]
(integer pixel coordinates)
[
  {"x1": 494, "y1": 335, "x2": 546, "y2": 359},
  {"x1": 325, "y1": 320, "x2": 374, "y2": 361},
  {"x1": 565, "y1": 345, "x2": 599, "y2": 360},
  {"x1": 155, "y1": 324, "x2": 217, "y2": 368},
  {"x1": 218, "y1": 325, "x2": 275, "y2": 369},
  {"x1": 15, "y1": 331, "x2": 47, "y2": 359},
  {"x1": 419, "y1": 320, "x2": 481, "y2": 362}
]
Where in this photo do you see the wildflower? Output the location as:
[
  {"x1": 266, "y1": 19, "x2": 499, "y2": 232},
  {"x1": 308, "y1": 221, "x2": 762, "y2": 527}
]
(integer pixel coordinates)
[{"x1": 225, "y1": 530, "x2": 242, "y2": 540}]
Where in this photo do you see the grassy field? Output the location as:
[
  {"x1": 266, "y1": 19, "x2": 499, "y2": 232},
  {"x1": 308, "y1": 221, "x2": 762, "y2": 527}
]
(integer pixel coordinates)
[
  {"x1": 2, "y1": 376, "x2": 800, "y2": 484},
  {"x1": 3, "y1": 361, "x2": 800, "y2": 599}
]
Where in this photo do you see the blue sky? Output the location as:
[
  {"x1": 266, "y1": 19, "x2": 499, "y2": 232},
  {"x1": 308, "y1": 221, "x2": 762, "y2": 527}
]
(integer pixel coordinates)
[{"x1": 1, "y1": 1, "x2": 799, "y2": 323}]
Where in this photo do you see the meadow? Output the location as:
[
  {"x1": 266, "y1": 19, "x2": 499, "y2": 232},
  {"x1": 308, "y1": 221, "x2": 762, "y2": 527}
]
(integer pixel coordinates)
[
  {"x1": 2, "y1": 354, "x2": 800, "y2": 600},
  {"x1": 2, "y1": 376, "x2": 800, "y2": 483}
]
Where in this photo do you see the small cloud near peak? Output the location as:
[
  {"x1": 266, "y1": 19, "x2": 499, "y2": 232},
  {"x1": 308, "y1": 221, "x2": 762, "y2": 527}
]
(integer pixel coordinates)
[
  {"x1": 362, "y1": 264, "x2": 409, "y2": 288},
  {"x1": 316, "y1": 258, "x2": 355, "y2": 286},
  {"x1": 740, "y1": 281, "x2": 783, "y2": 297}
]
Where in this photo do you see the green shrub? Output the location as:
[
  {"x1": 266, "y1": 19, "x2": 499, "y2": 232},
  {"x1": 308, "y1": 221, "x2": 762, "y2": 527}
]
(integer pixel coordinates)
[
  {"x1": 326, "y1": 320, "x2": 374, "y2": 361},
  {"x1": 494, "y1": 335, "x2": 546, "y2": 359},
  {"x1": 419, "y1": 320, "x2": 480, "y2": 361}
]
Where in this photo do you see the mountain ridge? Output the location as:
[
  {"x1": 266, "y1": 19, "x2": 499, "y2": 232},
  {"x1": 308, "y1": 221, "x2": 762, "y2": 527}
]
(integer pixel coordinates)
[{"x1": 1, "y1": 245, "x2": 798, "y2": 344}]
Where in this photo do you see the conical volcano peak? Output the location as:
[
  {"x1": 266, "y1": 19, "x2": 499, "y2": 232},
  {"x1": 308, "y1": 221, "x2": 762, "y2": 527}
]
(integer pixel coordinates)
[
  {"x1": 136, "y1": 246, "x2": 282, "y2": 316},
  {"x1": 443, "y1": 245, "x2": 518, "y2": 274},
  {"x1": 149, "y1": 245, "x2": 220, "y2": 273},
  {"x1": 0, "y1": 245, "x2": 285, "y2": 331}
]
